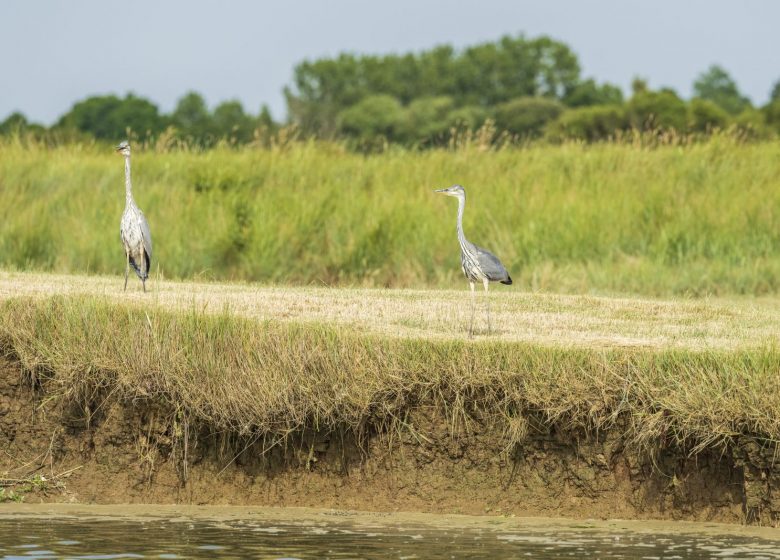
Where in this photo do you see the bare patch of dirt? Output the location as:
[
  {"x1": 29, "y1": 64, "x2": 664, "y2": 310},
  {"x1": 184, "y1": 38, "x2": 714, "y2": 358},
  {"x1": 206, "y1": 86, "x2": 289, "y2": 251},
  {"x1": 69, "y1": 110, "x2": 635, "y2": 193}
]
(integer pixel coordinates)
[{"x1": 0, "y1": 357, "x2": 775, "y2": 524}]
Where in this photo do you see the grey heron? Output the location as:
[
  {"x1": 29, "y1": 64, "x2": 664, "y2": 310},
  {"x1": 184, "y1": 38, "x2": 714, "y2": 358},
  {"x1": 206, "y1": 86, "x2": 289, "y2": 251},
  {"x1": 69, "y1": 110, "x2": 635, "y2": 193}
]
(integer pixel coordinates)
[
  {"x1": 435, "y1": 184, "x2": 512, "y2": 337},
  {"x1": 116, "y1": 141, "x2": 153, "y2": 292}
]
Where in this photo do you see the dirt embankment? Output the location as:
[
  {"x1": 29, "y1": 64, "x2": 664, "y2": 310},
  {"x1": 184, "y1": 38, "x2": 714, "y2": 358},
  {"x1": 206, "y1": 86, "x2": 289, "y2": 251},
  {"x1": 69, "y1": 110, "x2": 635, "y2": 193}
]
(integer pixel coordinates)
[{"x1": 1, "y1": 356, "x2": 777, "y2": 525}]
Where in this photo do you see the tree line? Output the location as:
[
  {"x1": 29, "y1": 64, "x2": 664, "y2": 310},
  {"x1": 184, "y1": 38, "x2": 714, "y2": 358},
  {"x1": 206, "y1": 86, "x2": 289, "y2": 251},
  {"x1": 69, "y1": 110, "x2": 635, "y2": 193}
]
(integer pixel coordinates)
[
  {"x1": 3, "y1": 34, "x2": 780, "y2": 147},
  {"x1": 0, "y1": 92, "x2": 277, "y2": 147}
]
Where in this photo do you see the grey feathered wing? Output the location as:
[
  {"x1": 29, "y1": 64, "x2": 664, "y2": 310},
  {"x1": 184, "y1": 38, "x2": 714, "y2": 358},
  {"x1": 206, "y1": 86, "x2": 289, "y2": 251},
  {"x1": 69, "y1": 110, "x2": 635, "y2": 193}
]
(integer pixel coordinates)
[
  {"x1": 139, "y1": 210, "x2": 153, "y2": 274},
  {"x1": 475, "y1": 245, "x2": 512, "y2": 284}
]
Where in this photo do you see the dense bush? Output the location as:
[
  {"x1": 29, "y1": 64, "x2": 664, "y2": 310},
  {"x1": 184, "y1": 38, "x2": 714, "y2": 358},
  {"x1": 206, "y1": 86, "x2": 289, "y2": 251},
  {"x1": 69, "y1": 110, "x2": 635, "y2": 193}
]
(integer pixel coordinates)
[
  {"x1": 627, "y1": 90, "x2": 688, "y2": 131},
  {"x1": 733, "y1": 108, "x2": 772, "y2": 139},
  {"x1": 563, "y1": 79, "x2": 623, "y2": 107},
  {"x1": 337, "y1": 95, "x2": 404, "y2": 140},
  {"x1": 494, "y1": 97, "x2": 564, "y2": 138},
  {"x1": 545, "y1": 105, "x2": 627, "y2": 141},
  {"x1": 764, "y1": 99, "x2": 780, "y2": 133},
  {"x1": 446, "y1": 105, "x2": 489, "y2": 130},
  {"x1": 688, "y1": 98, "x2": 730, "y2": 132},
  {"x1": 400, "y1": 96, "x2": 457, "y2": 143}
]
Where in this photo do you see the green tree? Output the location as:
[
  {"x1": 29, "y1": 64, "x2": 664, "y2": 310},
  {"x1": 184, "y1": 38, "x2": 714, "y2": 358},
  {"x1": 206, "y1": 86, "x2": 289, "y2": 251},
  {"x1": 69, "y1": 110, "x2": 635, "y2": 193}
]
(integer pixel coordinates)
[
  {"x1": 693, "y1": 65, "x2": 751, "y2": 115},
  {"x1": 0, "y1": 112, "x2": 29, "y2": 134},
  {"x1": 414, "y1": 47, "x2": 456, "y2": 101},
  {"x1": 111, "y1": 95, "x2": 168, "y2": 137},
  {"x1": 527, "y1": 36, "x2": 581, "y2": 98},
  {"x1": 57, "y1": 94, "x2": 166, "y2": 139},
  {"x1": 172, "y1": 91, "x2": 212, "y2": 144},
  {"x1": 286, "y1": 34, "x2": 581, "y2": 137},
  {"x1": 494, "y1": 97, "x2": 564, "y2": 137},
  {"x1": 564, "y1": 79, "x2": 623, "y2": 107},
  {"x1": 257, "y1": 104, "x2": 277, "y2": 131},
  {"x1": 212, "y1": 100, "x2": 254, "y2": 143},
  {"x1": 56, "y1": 95, "x2": 122, "y2": 138},
  {"x1": 284, "y1": 53, "x2": 365, "y2": 137},
  {"x1": 770, "y1": 79, "x2": 780, "y2": 102},
  {"x1": 453, "y1": 36, "x2": 580, "y2": 106},
  {"x1": 631, "y1": 77, "x2": 649, "y2": 95}
]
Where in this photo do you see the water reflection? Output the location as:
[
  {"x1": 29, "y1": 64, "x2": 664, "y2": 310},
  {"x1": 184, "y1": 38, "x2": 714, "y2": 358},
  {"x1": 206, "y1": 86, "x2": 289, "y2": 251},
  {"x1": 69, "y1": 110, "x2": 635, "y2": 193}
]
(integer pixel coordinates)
[{"x1": 0, "y1": 516, "x2": 778, "y2": 559}]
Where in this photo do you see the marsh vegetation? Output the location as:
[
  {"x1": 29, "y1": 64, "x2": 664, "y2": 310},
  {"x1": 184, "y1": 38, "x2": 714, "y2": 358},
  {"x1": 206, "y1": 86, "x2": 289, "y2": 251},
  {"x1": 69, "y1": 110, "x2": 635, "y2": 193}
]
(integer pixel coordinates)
[{"x1": 2, "y1": 135, "x2": 780, "y2": 296}]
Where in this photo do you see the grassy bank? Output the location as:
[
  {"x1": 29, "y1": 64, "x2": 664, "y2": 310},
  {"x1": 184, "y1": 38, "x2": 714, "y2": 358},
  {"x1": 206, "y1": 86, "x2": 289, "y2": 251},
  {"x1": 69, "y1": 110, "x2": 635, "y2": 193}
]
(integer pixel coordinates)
[
  {"x1": 1, "y1": 137, "x2": 780, "y2": 295},
  {"x1": 1, "y1": 275, "x2": 779, "y2": 453}
]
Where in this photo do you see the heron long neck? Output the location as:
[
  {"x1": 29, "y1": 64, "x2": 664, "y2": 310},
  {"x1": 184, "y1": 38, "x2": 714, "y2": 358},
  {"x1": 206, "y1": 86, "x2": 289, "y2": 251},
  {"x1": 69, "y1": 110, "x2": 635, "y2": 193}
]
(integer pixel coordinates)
[
  {"x1": 124, "y1": 156, "x2": 135, "y2": 206},
  {"x1": 456, "y1": 195, "x2": 469, "y2": 248}
]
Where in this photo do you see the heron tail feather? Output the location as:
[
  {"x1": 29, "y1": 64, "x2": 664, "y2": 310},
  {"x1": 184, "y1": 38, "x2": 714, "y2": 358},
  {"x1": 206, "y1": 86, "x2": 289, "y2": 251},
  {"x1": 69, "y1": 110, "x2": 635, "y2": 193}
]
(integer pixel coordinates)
[{"x1": 128, "y1": 253, "x2": 150, "y2": 280}]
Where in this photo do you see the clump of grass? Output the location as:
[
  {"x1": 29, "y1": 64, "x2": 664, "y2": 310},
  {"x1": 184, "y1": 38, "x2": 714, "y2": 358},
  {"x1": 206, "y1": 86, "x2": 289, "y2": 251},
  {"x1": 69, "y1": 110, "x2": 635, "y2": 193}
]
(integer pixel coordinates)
[
  {"x1": 0, "y1": 488, "x2": 24, "y2": 503},
  {"x1": 0, "y1": 474, "x2": 64, "y2": 503},
  {"x1": 1, "y1": 135, "x2": 779, "y2": 295},
  {"x1": 2, "y1": 295, "x2": 779, "y2": 454}
]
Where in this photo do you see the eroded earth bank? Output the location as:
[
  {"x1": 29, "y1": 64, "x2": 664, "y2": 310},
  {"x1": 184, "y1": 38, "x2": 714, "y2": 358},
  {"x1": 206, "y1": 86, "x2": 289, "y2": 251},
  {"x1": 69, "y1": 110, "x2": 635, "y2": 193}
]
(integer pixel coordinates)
[{"x1": 2, "y1": 357, "x2": 778, "y2": 526}]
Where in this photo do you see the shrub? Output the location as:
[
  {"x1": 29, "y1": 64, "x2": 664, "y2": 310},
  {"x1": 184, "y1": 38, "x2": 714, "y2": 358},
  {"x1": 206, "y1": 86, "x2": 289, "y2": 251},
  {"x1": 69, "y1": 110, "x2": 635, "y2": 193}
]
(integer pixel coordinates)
[
  {"x1": 545, "y1": 105, "x2": 628, "y2": 141},
  {"x1": 446, "y1": 105, "x2": 489, "y2": 130},
  {"x1": 563, "y1": 79, "x2": 623, "y2": 107},
  {"x1": 764, "y1": 99, "x2": 780, "y2": 134},
  {"x1": 337, "y1": 95, "x2": 404, "y2": 141},
  {"x1": 494, "y1": 97, "x2": 564, "y2": 138},
  {"x1": 733, "y1": 108, "x2": 773, "y2": 139},
  {"x1": 400, "y1": 96, "x2": 456, "y2": 143},
  {"x1": 688, "y1": 98, "x2": 730, "y2": 132},
  {"x1": 627, "y1": 90, "x2": 688, "y2": 131}
]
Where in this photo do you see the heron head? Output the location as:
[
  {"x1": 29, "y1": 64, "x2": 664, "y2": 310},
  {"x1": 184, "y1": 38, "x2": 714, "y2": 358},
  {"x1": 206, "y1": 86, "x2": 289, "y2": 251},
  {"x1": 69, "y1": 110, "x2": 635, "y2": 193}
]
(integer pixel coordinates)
[
  {"x1": 115, "y1": 141, "x2": 131, "y2": 157},
  {"x1": 434, "y1": 184, "x2": 466, "y2": 198}
]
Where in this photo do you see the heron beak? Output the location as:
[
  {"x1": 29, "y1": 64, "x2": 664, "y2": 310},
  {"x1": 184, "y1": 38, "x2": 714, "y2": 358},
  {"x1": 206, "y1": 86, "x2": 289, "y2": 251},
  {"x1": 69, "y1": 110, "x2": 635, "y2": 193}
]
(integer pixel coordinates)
[
  {"x1": 434, "y1": 188, "x2": 448, "y2": 193},
  {"x1": 115, "y1": 146, "x2": 122, "y2": 152}
]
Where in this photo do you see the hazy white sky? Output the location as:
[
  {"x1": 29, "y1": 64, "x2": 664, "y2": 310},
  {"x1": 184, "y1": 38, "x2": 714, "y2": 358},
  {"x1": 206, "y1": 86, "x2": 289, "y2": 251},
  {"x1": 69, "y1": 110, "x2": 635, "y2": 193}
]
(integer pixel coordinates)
[{"x1": 1, "y1": 0, "x2": 778, "y2": 124}]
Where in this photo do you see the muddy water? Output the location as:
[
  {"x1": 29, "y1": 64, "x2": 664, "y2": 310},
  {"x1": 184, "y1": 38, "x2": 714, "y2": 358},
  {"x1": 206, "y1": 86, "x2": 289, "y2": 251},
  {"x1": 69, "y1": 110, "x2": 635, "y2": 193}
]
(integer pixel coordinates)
[{"x1": 1, "y1": 506, "x2": 779, "y2": 559}]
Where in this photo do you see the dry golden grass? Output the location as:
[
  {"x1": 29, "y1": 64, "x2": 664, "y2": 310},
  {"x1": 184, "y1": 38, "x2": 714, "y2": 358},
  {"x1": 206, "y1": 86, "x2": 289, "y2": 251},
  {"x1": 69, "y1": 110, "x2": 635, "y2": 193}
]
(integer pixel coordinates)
[
  {"x1": 1, "y1": 271, "x2": 779, "y2": 454},
  {"x1": 1, "y1": 270, "x2": 779, "y2": 350}
]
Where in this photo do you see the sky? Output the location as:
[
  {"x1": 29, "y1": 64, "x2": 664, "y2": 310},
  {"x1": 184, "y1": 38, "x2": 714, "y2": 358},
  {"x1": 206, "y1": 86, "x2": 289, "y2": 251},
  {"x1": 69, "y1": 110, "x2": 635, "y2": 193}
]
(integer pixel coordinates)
[{"x1": 1, "y1": 0, "x2": 778, "y2": 124}]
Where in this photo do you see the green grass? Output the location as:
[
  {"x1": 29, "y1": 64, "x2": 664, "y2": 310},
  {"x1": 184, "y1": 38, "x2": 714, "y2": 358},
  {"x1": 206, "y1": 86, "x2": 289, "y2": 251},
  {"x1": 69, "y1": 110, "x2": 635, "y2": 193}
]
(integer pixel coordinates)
[
  {"x1": 1, "y1": 135, "x2": 779, "y2": 295},
  {"x1": 2, "y1": 293, "x2": 779, "y2": 453}
]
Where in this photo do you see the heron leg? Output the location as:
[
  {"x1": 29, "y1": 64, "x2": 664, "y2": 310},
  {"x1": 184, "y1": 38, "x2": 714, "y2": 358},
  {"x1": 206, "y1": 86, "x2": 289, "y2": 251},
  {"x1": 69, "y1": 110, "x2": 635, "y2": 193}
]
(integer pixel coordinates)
[
  {"x1": 468, "y1": 281, "x2": 476, "y2": 338},
  {"x1": 124, "y1": 251, "x2": 129, "y2": 291},
  {"x1": 483, "y1": 278, "x2": 491, "y2": 334}
]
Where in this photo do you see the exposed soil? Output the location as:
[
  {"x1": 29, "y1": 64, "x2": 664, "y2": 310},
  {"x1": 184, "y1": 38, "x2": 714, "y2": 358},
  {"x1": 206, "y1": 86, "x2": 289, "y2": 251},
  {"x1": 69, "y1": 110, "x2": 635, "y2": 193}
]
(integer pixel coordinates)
[{"x1": 1, "y1": 357, "x2": 778, "y2": 525}]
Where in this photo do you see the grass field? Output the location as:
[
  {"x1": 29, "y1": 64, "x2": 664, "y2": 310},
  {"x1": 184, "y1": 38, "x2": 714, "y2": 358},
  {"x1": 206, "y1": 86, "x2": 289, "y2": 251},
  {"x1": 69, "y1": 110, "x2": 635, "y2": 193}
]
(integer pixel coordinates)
[
  {"x1": 2, "y1": 136, "x2": 780, "y2": 295},
  {"x1": 1, "y1": 271, "x2": 779, "y2": 453}
]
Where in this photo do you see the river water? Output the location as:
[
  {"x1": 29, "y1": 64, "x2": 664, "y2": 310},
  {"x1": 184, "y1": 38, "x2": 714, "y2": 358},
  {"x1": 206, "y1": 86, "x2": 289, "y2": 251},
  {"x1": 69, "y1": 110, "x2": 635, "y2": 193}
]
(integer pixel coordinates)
[{"x1": 1, "y1": 506, "x2": 779, "y2": 559}]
